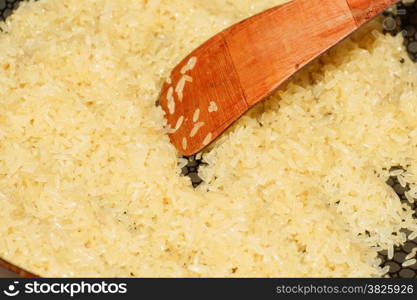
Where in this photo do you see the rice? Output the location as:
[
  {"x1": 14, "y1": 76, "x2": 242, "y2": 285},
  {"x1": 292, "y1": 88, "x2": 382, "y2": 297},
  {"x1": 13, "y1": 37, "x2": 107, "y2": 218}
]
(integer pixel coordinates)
[
  {"x1": 187, "y1": 57, "x2": 197, "y2": 71},
  {"x1": 190, "y1": 122, "x2": 205, "y2": 138},
  {"x1": 175, "y1": 75, "x2": 191, "y2": 102},
  {"x1": 167, "y1": 87, "x2": 175, "y2": 114},
  {"x1": 167, "y1": 100, "x2": 175, "y2": 114},
  {"x1": 208, "y1": 101, "x2": 218, "y2": 113},
  {"x1": 0, "y1": 0, "x2": 417, "y2": 278},
  {"x1": 388, "y1": 245, "x2": 395, "y2": 261},
  {"x1": 380, "y1": 265, "x2": 390, "y2": 275},
  {"x1": 184, "y1": 75, "x2": 193, "y2": 83},
  {"x1": 409, "y1": 231, "x2": 417, "y2": 240},
  {"x1": 178, "y1": 158, "x2": 188, "y2": 169},
  {"x1": 405, "y1": 191, "x2": 415, "y2": 203},
  {"x1": 180, "y1": 57, "x2": 197, "y2": 74},
  {"x1": 177, "y1": 90, "x2": 183, "y2": 102},
  {"x1": 167, "y1": 87, "x2": 174, "y2": 100},
  {"x1": 403, "y1": 172, "x2": 413, "y2": 178},
  {"x1": 402, "y1": 259, "x2": 417, "y2": 267},
  {"x1": 193, "y1": 108, "x2": 201, "y2": 123},
  {"x1": 188, "y1": 264, "x2": 208, "y2": 274},
  {"x1": 398, "y1": 175, "x2": 407, "y2": 188},
  {"x1": 180, "y1": 66, "x2": 188, "y2": 75},
  {"x1": 202, "y1": 133, "x2": 213, "y2": 146},
  {"x1": 405, "y1": 247, "x2": 417, "y2": 260},
  {"x1": 389, "y1": 169, "x2": 404, "y2": 176},
  {"x1": 175, "y1": 116, "x2": 184, "y2": 132},
  {"x1": 175, "y1": 78, "x2": 185, "y2": 101},
  {"x1": 182, "y1": 137, "x2": 187, "y2": 150}
]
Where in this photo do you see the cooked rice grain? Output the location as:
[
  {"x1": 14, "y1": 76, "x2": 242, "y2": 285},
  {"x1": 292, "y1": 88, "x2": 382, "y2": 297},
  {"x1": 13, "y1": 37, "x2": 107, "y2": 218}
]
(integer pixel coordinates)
[
  {"x1": 182, "y1": 137, "x2": 188, "y2": 150},
  {"x1": 193, "y1": 108, "x2": 201, "y2": 123},
  {"x1": 175, "y1": 116, "x2": 185, "y2": 132},
  {"x1": 202, "y1": 133, "x2": 213, "y2": 146},
  {"x1": 402, "y1": 259, "x2": 417, "y2": 267}
]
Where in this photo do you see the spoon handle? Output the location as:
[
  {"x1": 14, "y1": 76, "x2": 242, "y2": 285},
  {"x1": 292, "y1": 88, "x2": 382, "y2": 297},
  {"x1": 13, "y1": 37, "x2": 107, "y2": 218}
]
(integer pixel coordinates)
[{"x1": 162, "y1": 0, "x2": 398, "y2": 155}]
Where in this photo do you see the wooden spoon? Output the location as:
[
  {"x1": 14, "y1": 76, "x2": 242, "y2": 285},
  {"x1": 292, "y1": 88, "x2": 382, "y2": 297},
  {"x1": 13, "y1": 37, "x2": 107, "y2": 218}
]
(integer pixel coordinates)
[{"x1": 159, "y1": 0, "x2": 399, "y2": 156}]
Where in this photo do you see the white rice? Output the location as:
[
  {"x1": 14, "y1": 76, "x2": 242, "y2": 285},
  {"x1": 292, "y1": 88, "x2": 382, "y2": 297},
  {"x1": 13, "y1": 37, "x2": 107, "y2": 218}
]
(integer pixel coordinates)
[
  {"x1": 409, "y1": 231, "x2": 417, "y2": 241},
  {"x1": 175, "y1": 116, "x2": 185, "y2": 132},
  {"x1": 190, "y1": 122, "x2": 205, "y2": 138},
  {"x1": 175, "y1": 76, "x2": 186, "y2": 102},
  {"x1": 0, "y1": 0, "x2": 416, "y2": 278},
  {"x1": 180, "y1": 66, "x2": 188, "y2": 75},
  {"x1": 389, "y1": 169, "x2": 404, "y2": 176},
  {"x1": 208, "y1": 101, "x2": 218, "y2": 113},
  {"x1": 408, "y1": 186, "x2": 417, "y2": 198},
  {"x1": 182, "y1": 137, "x2": 187, "y2": 150},
  {"x1": 405, "y1": 247, "x2": 417, "y2": 260},
  {"x1": 388, "y1": 245, "x2": 394, "y2": 260},
  {"x1": 405, "y1": 191, "x2": 415, "y2": 203},
  {"x1": 202, "y1": 133, "x2": 213, "y2": 146},
  {"x1": 184, "y1": 75, "x2": 193, "y2": 83},
  {"x1": 188, "y1": 264, "x2": 208, "y2": 274},
  {"x1": 167, "y1": 87, "x2": 175, "y2": 114},
  {"x1": 398, "y1": 175, "x2": 407, "y2": 188},
  {"x1": 168, "y1": 99, "x2": 175, "y2": 115},
  {"x1": 167, "y1": 87, "x2": 174, "y2": 101},
  {"x1": 380, "y1": 265, "x2": 390, "y2": 275},
  {"x1": 178, "y1": 158, "x2": 188, "y2": 169},
  {"x1": 180, "y1": 57, "x2": 198, "y2": 74},
  {"x1": 177, "y1": 90, "x2": 183, "y2": 102},
  {"x1": 188, "y1": 57, "x2": 197, "y2": 71},
  {"x1": 175, "y1": 75, "x2": 192, "y2": 102},
  {"x1": 402, "y1": 259, "x2": 417, "y2": 267}
]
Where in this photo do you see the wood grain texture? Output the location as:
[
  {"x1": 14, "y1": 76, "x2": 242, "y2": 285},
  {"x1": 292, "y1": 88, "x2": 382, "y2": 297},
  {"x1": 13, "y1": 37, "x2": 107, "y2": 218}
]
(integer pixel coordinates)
[{"x1": 161, "y1": 0, "x2": 399, "y2": 156}]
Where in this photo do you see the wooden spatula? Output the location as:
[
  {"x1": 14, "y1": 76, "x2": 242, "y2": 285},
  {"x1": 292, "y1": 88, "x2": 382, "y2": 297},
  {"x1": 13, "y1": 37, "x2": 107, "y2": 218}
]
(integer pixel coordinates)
[{"x1": 159, "y1": 0, "x2": 398, "y2": 156}]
